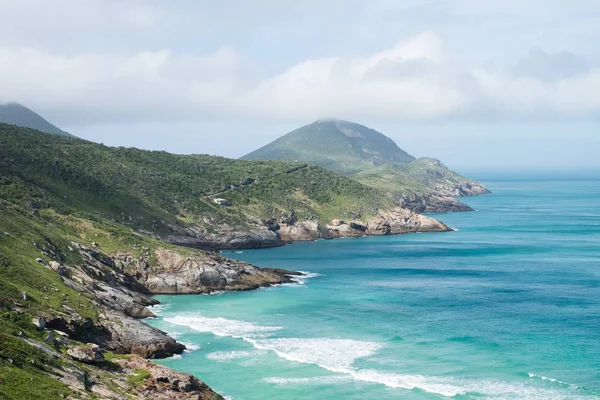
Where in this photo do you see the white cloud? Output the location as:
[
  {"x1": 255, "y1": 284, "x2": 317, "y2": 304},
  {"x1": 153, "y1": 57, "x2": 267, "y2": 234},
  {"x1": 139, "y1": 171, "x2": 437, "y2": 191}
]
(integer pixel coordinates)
[{"x1": 0, "y1": 32, "x2": 599, "y2": 124}]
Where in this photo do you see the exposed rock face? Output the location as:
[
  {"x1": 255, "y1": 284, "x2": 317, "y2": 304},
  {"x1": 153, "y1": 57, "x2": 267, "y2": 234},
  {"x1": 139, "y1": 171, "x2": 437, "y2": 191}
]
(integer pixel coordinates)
[
  {"x1": 113, "y1": 249, "x2": 296, "y2": 294},
  {"x1": 117, "y1": 356, "x2": 224, "y2": 399},
  {"x1": 43, "y1": 244, "x2": 186, "y2": 359},
  {"x1": 366, "y1": 208, "x2": 449, "y2": 234},
  {"x1": 166, "y1": 225, "x2": 284, "y2": 250},
  {"x1": 397, "y1": 192, "x2": 473, "y2": 213},
  {"x1": 276, "y1": 207, "x2": 450, "y2": 242},
  {"x1": 32, "y1": 316, "x2": 45, "y2": 330},
  {"x1": 67, "y1": 344, "x2": 105, "y2": 364}
]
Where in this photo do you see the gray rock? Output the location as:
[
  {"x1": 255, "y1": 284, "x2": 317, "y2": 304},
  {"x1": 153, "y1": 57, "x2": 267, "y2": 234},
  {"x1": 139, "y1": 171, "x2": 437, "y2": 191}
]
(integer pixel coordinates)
[
  {"x1": 67, "y1": 344, "x2": 105, "y2": 364},
  {"x1": 44, "y1": 331, "x2": 55, "y2": 344},
  {"x1": 32, "y1": 317, "x2": 45, "y2": 330}
]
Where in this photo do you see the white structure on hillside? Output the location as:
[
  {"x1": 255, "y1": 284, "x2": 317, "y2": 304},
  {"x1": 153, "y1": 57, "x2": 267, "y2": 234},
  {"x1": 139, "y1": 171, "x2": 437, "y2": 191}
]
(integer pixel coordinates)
[{"x1": 213, "y1": 198, "x2": 231, "y2": 206}]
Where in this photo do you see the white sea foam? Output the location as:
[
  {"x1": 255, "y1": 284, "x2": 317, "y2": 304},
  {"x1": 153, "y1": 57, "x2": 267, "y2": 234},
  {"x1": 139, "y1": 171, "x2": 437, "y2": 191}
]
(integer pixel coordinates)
[
  {"x1": 264, "y1": 375, "x2": 353, "y2": 386},
  {"x1": 291, "y1": 271, "x2": 323, "y2": 285},
  {"x1": 164, "y1": 313, "x2": 589, "y2": 398},
  {"x1": 182, "y1": 342, "x2": 201, "y2": 352},
  {"x1": 147, "y1": 303, "x2": 168, "y2": 316},
  {"x1": 206, "y1": 351, "x2": 255, "y2": 362},
  {"x1": 165, "y1": 315, "x2": 282, "y2": 339},
  {"x1": 202, "y1": 290, "x2": 225, "y2": 296},
  {"x1": 528, "y1": 373, "x2": 578, "y2": 389}
]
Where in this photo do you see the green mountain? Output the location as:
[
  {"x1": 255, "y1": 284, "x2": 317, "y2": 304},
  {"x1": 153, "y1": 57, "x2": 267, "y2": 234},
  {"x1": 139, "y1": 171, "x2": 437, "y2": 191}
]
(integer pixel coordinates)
[
  {"x1": 242, "y1": 119, "x2": 415, "y2": 175},
  {"x1": 0, "y1": 102, "x2": 74, "y2": 137},
  {"x1": 242, "y1": 119, "x2": 490, "y2": 212}
]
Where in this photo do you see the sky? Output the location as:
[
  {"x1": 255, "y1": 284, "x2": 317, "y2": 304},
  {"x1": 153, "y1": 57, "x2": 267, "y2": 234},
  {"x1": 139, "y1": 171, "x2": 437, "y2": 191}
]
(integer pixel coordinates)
[{"x1": 1, "y1": 0, "x2": 599, "y2": 168}]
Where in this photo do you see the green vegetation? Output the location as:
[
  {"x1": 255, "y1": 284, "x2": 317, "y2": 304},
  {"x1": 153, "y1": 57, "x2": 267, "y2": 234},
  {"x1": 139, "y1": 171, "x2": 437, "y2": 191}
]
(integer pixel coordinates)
[
  {"x1": 125, "y1": 369, "x2": 152, "y2": 387},
  {"x1": 0, "y1": 123, "x2": 394, "y2": 232},
  {"x1": 242, "y1": 119, "x2": 415, "y2": 175},
  {"x1": 241, "y1": 119, "x2": 488, "y2": 201},
  {"x1": 0, "y1": 103, "x2": 73, "y2": 137}
]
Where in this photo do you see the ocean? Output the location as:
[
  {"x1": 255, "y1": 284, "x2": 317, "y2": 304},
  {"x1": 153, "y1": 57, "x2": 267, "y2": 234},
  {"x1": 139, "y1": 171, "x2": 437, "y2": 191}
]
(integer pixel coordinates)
[{"x1": 146, "y1": 172, "x2": 600, "y2": 399}]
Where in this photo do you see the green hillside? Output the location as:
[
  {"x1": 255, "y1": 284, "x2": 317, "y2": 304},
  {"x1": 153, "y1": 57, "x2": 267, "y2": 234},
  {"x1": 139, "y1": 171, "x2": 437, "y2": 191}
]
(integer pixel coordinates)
[
  {"x1": 242, "y1": 119, "x2": 415, "y2": 175},
  {"x1": 0, "y1": 103, "x2": 74, "y2": 137},
  {"x1": 0, "y1": 124, "x2": 395, "y2": 242},
  {"x1": 241, "y1": 119, "x2": 490, "y2": 209}
]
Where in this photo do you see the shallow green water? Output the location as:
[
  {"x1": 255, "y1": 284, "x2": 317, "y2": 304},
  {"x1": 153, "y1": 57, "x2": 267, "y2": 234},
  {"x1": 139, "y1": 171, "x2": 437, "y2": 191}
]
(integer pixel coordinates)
[{"x1": 147, "y1": 172, "x2": 600, "y2": 399}]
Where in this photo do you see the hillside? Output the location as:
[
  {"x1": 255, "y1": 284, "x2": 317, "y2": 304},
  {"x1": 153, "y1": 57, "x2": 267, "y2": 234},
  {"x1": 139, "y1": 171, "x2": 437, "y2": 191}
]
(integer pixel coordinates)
[
  {"x1": 399, "y1": 158, "x2": 490, "y2": 197},
  {"x1": 0, "y1": 103, "x2": 74, "y2": 137},
  {"x1": 1, "y1": 124, "x2": 445, "y2": 250},
  {"x1": 353, "y1": 159, "x2": 490, "y2": 212},
  {"x1": 242, "y1": 119, "x2": 490, "y2": 212},
  {"x1": 0, "y1": 124, "x2": 451, "y2": 398},
  {"x1": 242, "y1": 119, "x2": 416, "y2": 175}
]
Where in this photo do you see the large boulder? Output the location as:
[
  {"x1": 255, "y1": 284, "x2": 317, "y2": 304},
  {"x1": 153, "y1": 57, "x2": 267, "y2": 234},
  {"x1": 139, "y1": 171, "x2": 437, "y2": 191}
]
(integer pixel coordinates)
[{"x1": 67, "y1": 344, "x2": 105, "y2": 364}]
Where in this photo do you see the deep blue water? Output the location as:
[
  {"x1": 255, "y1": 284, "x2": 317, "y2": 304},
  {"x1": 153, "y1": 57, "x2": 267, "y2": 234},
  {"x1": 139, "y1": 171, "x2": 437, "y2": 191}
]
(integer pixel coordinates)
[{"x1": 148, "y1": 173, "x2": 600, "y2": 399}]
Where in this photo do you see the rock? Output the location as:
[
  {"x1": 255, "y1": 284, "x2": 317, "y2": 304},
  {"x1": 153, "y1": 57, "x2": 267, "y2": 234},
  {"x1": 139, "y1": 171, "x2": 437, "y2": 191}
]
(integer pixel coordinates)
[
  {"x1": 113, "y1": 249, "x2": 295, "y2": 295},
  {"x1": 398, "y1": 192, "x2": 473, "y2": 214},
  {"x1": 32, "y1": 317, "x2": 45, "y2": 330},
  {"x1": 67, "y1": 344, "x2": 105, "y2": 364},
  {"x1": 49, "y1": 261, "x2": 72, "y2": 278},
  {"x1": 44, "y1": 331, "x2": 55, "y2": 344},
  {"x1": 35, "y1": 257, "x2": 48, "y2": 266},
  {"x1": 99, "y1": 311, "x2": 185, "y2": 359},
  {"x1": 366, "y1": 207, "x2": 450, "y2": 235},
  {"x1": 117, "y1": 356, "x2": 224, "y2": 399}
]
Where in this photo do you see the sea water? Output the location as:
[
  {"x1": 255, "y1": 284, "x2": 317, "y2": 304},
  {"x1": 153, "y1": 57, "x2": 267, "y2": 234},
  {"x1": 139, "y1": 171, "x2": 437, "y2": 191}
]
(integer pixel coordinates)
[{"x1": 147, "y1": 172, "x2": 600, "y2": 399}]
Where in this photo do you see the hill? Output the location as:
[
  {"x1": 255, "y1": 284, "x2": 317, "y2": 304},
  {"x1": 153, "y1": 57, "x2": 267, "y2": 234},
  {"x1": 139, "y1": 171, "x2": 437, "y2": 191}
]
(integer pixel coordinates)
[
  {"x1": 242, "y1": 119, "x2": 415, "y2": 175},
  {"x1": 242, "y1": 119, "x2": 489, "y2": 212},
  {"x1": 0, "y1": 103, "x2": 74, "y2": 137},
  {"x1": 0, "y1": 124, "x2": 450, "y2": 398}
]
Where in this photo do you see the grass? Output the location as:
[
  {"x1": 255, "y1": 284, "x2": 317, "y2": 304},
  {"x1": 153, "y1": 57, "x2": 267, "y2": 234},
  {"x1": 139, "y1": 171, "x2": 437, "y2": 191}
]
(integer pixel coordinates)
[{"x1": 125, "y1": 369, "x2": 152, "y2": 387}]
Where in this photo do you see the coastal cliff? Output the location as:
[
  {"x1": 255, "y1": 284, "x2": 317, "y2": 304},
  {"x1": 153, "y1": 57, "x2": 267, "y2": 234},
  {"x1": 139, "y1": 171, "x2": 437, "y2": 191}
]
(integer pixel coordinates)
[{"x1": 0, "y1": 234, "x2": 296, "y2": 398}]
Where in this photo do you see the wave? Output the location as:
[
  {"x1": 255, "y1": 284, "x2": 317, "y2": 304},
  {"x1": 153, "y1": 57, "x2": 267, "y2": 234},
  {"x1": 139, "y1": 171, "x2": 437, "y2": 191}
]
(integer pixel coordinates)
[
  {"x1": 147, "y1": 303, "x2": 168, "y2": 316},
  {"x1": 202, "y1": 290, "x2": 225, "y2": 296},
  {"x1": 264, "y1": 375, "x2": 353, "y2": 386},
  {"x1": 182, "y1": 342, "x2": 201, "y2": 352},
  {"x1": 528, "y1": 373, "x2": 579, "y2": 389},
  {"x1": 164, "y1": 313, "x2": 591, "y2": 398},
  {"x1": 164, "y1": 315, "x2": 282, "y2": 339},
  {"x1": 206, "y1": 351, "x2": 255, "y2": 362},
  {"x1": 291, "y1": 271, "x2": 323, "y2": 285}
]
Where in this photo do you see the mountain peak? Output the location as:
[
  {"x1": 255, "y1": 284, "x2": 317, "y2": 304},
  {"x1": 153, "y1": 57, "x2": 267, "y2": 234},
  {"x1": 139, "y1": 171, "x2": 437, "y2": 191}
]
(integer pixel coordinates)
[
  {"x1": 242, "y1": 120, "x2": 415, "y2": 175},
  {"x1": 0, "y1": 102, "x2": 74, "y2": 137}
]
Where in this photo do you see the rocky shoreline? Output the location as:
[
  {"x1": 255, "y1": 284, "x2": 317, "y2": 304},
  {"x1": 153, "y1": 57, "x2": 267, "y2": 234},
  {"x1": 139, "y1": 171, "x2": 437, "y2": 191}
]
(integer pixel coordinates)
[
  {"x1": 166, "y1": 207, "x2": 451, "y2": 250},
  {"x1": 20, "y1": 241, "x2": 300, "y2": 399},
  {"x1": 16, "y1": 206, "x2": 450, "y2": 398}
]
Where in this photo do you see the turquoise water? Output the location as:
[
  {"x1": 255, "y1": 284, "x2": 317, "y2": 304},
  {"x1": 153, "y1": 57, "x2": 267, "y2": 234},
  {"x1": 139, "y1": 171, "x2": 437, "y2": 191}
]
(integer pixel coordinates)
[{"x1": 147, "y1": 173, "x2": 600, "y2": 399}]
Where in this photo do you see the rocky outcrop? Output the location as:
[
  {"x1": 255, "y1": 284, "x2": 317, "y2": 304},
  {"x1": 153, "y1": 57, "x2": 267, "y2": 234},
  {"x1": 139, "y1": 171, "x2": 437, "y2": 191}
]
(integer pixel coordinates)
[
  {"x1": 432, "y1": 180, "x2": 491, "y2": 197},
  {"x1": 113, "y1": 249, "x2": 298, "y2": 294},
  {"x1": 16, "y1": 337, "x2": 222, "y2": 399},
  {"x1": 366, "y1": 207, "x2": 449, "y2": 234},
  {"x1": 165, "y1": 225, "x2": 284, "y2": 250},
  {"x1": 67, "y1": 344, "x2": 105, "y2": 364},
  {"x1": 276, "y1": 207, "x2": 450, "y2": 242},
  {"x1": 116, "y1": 356, "x2": 224, "y2": 399},
  {"x1": 397, "y1": 192, "x2": 473, "y2": 213}
]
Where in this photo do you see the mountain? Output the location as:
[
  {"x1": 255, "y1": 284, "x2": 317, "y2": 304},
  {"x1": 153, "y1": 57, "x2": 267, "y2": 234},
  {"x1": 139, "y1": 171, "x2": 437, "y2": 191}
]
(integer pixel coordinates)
[
  {"x1": 0, "y1": 123, "x2": 450, "y2": 398},
  {"x1": 0, "y1": 102, "x2": 74, "y2": 137},
  {"x1": 242, "y1": 119, "x2": 416, "y2": 175},
  {"x1": 242, "y1": 119, "x2": 490, "y2": 212}
]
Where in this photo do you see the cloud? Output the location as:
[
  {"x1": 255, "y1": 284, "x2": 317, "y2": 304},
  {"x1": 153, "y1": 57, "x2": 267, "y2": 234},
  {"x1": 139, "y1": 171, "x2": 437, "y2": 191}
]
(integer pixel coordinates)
[{"x1": 0, "y1": 32, "x2": 599, "y2": 124}]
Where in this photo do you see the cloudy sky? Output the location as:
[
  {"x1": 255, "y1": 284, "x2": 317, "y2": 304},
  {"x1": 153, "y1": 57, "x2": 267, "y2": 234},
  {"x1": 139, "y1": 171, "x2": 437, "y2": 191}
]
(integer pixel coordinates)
[{"x1": 1, "y1": 0, "x2": 599, "y2": 168}]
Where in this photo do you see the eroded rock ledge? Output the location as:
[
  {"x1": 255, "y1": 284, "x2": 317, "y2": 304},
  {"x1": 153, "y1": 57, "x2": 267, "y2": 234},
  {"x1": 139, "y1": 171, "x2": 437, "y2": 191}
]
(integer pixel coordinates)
[{"x1": 166, "y1": 207, "x2": 451, "y2": 249}]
